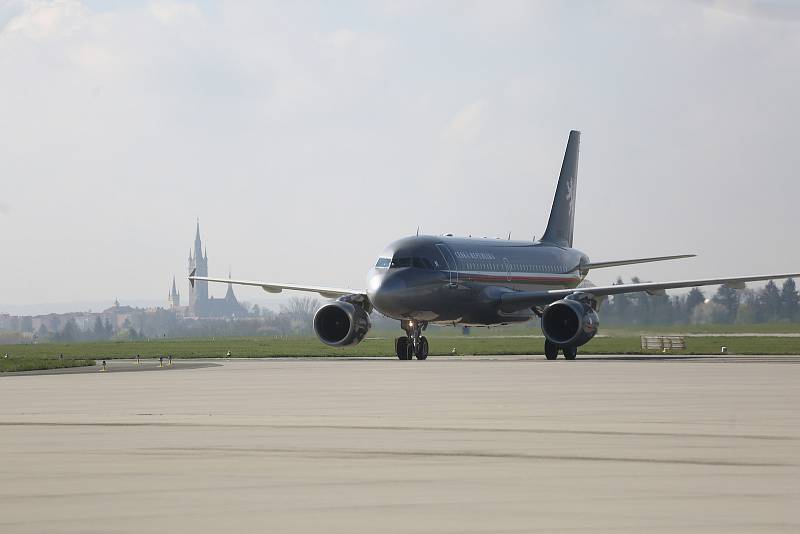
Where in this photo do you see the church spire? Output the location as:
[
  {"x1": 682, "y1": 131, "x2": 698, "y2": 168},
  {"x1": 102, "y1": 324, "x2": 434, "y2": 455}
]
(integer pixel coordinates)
[
  {"x1": 169, "y1": 275, "x2": 181, "y2": 308},
  {"x1": 194, "y1": 219, "x2": 203, "y2": 261},
  {"x1": 225, "y1": 266, "x2": 236, "y2": 301}
]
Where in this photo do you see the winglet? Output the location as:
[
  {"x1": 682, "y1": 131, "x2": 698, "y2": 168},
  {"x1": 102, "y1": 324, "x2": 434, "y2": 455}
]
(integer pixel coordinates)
[{"x1": 189, "y1": 268, "x2": 196, "y2": 288}]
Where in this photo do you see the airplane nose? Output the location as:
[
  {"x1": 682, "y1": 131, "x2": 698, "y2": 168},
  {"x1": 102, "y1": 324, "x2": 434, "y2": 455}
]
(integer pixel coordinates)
[{"x1": 369, "y1": 271, "x2": 407, "y2": 315}]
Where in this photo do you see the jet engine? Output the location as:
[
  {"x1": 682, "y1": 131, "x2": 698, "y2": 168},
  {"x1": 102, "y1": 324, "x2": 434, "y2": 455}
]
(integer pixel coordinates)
[
  {"x1": 313, "y1": 300, "x2": 371, "y2": 347},
  {"x1": 540, "y1": 293, "x2": 599, "y2": 348}
]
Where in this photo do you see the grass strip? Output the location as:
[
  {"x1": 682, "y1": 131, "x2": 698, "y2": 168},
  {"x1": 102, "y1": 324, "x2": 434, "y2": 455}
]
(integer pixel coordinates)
[
  {"x1": 0, "y1": 357, "x2": 96, "y2": 373},
  {"x1": 0, "y1": 335, "x2": 796, "y2": 360}
]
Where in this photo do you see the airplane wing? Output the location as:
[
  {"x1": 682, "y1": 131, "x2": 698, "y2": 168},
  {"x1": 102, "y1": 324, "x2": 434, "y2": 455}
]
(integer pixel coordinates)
[
  {"x1": 189, "y1": 270, "x2": 363, "y2": 300},
  {"x1": 579, "y1": 254, "x2": 696, "y2": 271},
  {"x1": 499, "y1": 272, "x2": 800, "y2": 313}
]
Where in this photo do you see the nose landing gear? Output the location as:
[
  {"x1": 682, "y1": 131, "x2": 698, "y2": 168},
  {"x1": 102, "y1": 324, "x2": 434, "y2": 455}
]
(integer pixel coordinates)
[{"x1": 396, "y1": 320, "x2": 429, "y2": 360}]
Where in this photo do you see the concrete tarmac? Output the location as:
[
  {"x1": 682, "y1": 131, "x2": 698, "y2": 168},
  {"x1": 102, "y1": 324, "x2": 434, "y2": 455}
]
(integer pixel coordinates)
[{"x1": 0, "y1": 356, "x2": 798, "y2": 533}]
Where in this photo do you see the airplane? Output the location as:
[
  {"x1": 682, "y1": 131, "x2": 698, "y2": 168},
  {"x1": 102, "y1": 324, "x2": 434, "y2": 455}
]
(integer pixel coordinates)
[{"x1": 190, "y1": 130, "x2": 799, "y2": 360}]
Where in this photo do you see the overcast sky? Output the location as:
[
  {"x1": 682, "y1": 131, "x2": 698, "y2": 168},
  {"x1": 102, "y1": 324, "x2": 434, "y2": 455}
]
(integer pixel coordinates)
[{"x1": 1, "y1": 0, "x2": 799, "y2": 312}]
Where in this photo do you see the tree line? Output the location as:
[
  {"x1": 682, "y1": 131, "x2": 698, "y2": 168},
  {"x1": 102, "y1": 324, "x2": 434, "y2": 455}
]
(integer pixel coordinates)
[
  {"x1": 603, "y1": 277, "x2": 799, "y2": 325},
  {"x1": 25, "y1": 297, "x2": 329, "y2": 343},
  {"x1": 13, "y1": 279, "x2": 800, "y2": 345}
]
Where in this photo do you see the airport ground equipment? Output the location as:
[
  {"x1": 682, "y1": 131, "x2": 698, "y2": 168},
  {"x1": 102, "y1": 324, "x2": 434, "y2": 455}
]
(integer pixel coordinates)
[{"x1": 641, "y1": 336, "x2": 686, "y2": 351}]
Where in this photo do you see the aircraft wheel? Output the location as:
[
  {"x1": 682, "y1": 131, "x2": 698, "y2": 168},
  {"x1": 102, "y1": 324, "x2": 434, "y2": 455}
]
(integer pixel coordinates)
[
  {"x1": 544, "y1": 340, "x2": 559, "y2": 360},
  {"x1": 395, "y1": 337, "x2": 410, "y2": 360},
  {"x1": 563, "y1": 346, "x2": 578, "y2": 360},
  {"x1": 415, "y1": 336, "x2": 429, "y2": 360}
]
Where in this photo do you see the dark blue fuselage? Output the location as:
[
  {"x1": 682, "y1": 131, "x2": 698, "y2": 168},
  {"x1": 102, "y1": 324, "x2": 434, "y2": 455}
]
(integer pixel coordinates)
[{"x1": 367, "y1": 235, "x2": 588, "y2": 325}]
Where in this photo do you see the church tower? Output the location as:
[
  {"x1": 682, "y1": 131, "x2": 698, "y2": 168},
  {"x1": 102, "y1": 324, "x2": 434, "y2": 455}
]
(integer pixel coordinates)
[
  {"x1": 188, "y1": 220, "x2": 208, "y2": 316},
  {"x1": 184, "y1": 220, "x2": 245, "y2": 318},
  {"x1": 168, "y1": 276, "x2": 181, "y2": 309}
]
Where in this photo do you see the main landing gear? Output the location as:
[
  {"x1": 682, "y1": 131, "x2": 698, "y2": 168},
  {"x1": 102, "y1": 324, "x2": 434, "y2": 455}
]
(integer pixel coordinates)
[
  {"x1": 544, "y1": 340, "x2": 578, "y2": 360},
  {"x1": 395, "y1": 320, "x2": 429, "y2": 360}
]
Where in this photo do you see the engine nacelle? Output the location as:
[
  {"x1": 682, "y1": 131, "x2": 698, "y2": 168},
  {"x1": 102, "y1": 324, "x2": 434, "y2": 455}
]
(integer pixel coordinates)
[
  {"x1": 541, "y1": 294, "x2": 599, "y2": 348},
  {"x1": 313, "y1": 300, "x2": 371, "y2": 347}
]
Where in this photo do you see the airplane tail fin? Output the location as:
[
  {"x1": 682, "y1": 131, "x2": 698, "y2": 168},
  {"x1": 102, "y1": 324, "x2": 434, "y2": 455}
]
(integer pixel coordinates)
[{"x1": 541, "y1": 130, "x2": 580, "y2": 248}]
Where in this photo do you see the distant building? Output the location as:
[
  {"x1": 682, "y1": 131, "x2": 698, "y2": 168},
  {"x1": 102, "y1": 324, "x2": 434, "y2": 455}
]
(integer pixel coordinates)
[
  {"x1": 187, "y1": 221, "x2": 248, "y2": 318},
  {"x1": 168, "y1": 276, "x2": 181, "y2": 309},
  {"x1": 0, "y1": 314, "x2": 19, "y2": 332},
  {"x1": 102, "y1": 299, "x2": 138, "y2": 330}
]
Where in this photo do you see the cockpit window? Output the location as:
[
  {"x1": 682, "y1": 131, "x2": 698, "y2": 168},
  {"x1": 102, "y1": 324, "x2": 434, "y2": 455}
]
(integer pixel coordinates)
[
  {"x1": 413, "y1": 257, "x2": 434, "y2": 270},
  {"x1": 390, "y1": 257, "x2": 413, "y2": 268},
  {"x1": 386, "y1": 256, "x2": 435, "y2": 269},
  {"x1": 375, "y1": 257, "x2": 391, "y2": 268}
]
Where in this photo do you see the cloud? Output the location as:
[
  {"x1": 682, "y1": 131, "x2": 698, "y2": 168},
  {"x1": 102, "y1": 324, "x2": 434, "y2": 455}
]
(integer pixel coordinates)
[
  {"x1": 696, "y1": 0, "x2": 800, "y2": 22},
  {"x1": 0, "y1": 1, "x2": 798, "y2": 307},
  {"x1": 442, "y1": 99, "x2": 489, "y2": 144},
  {"x1": 2, "y1": 0, "x2": 89, "y2": 40},
  {"x1": 327, "y1": 28, "x2": 357, "y2": 48},
  {"x1": 148, "y1": 1, "x2": 202, "y2": 26}
]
